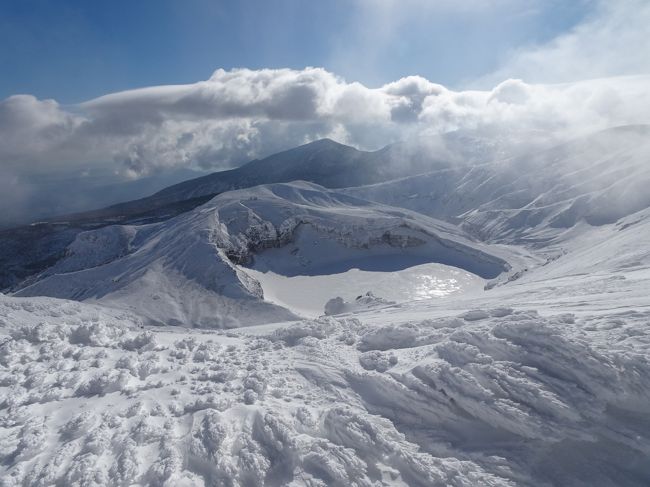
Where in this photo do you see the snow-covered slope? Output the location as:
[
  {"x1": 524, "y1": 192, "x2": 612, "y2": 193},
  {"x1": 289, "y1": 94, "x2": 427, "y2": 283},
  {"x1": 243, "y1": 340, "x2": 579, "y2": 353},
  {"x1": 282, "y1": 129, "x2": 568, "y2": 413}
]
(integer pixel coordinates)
[
  {"x1": 2, "y1": 224, "x2": 650, "y2": 485},
  {"x1": 2, "y1": 127, "x2": 650, "y2": 486},
  {"x1": 347, "y1": 125, "x2": 650, "y2": 244},
  {"x1": 13, "y1": 182, "x2": 513, "y2": 327},
  {"x1": 12, "y1": 212, "x2": 295, "y2": 328}
]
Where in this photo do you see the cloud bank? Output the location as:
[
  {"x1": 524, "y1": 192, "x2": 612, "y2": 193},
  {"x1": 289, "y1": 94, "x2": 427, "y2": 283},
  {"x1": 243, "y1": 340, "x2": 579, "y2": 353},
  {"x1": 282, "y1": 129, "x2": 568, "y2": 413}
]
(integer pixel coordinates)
[{"x1": 2, "y1": 69, "x2": 649, "y2": 180}]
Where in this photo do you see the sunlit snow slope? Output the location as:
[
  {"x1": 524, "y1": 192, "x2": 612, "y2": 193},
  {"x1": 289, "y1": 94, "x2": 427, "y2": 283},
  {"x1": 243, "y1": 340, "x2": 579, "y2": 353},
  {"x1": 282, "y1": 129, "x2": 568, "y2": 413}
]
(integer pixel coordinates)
[{"x1": 347, "y1": 126, "x2": 650, "y2": 244}]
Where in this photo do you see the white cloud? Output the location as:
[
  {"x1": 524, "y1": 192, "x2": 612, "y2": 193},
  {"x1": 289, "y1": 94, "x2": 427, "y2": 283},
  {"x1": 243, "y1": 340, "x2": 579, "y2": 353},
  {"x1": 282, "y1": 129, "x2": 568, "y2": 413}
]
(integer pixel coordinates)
[
  {"x1": 0, "y1": 95, "x2": 82, "y2": 166},
  {"x1": 1, "y1": 68, "x2": 649, "y2": 183}
]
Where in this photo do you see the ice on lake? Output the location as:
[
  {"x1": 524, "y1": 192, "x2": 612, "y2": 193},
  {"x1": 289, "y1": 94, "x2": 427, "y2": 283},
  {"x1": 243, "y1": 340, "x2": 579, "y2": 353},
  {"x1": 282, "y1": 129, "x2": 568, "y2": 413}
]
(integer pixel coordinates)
[{"x1": 246, "y1": 263, "x2": 484, "y2": 318}]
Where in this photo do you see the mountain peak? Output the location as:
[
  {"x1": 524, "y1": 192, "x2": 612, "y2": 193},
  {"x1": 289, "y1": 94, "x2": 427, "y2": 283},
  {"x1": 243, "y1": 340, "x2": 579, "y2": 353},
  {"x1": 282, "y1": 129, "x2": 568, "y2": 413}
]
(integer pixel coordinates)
[
  {"x1": 307, "y1": 137, "x2": 340, "y2": 145},
  {"x1": 296, "y1": 137, "x2": 354, "y2": 151}
]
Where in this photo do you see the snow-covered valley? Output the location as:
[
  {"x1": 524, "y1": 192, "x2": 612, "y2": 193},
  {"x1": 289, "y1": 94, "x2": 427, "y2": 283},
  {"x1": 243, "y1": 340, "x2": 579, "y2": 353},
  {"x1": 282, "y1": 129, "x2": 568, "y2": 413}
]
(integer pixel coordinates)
[{"x1": 2, "y1": 127, "x2": 650, "y2": 486}]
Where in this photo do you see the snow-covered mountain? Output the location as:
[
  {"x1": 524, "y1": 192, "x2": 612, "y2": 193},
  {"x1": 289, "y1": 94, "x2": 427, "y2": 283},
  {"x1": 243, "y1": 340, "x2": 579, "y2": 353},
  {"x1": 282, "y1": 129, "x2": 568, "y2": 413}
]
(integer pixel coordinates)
[
  {"x1": 347, "y1": 125, "x2": 650, "y2": 244},
  {"x1": 0, "y1": 127, "x2": 603, "y2": 291},
  {"x1": 2, "y1": 126, "x2": 650, "y2": 486},
  {"x1": 14, "y1": 182, "x2": 513, "y2": 327},
  {"x1": 0, "y1": 132, "x2": 497, "y2": 291}
]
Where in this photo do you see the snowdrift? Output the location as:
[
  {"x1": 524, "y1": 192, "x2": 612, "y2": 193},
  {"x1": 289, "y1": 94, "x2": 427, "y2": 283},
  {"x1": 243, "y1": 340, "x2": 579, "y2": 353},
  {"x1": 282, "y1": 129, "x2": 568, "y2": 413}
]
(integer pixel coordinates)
[{"x1": 2, "y1": 293, "x2": 650, "y2": 485}]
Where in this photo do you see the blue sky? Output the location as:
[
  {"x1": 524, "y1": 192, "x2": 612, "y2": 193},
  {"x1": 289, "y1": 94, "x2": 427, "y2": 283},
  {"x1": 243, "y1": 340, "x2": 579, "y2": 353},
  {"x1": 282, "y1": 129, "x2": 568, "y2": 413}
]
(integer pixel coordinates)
[{"x1": 1, "y1": 0, "x2": 592, "y2": 103}]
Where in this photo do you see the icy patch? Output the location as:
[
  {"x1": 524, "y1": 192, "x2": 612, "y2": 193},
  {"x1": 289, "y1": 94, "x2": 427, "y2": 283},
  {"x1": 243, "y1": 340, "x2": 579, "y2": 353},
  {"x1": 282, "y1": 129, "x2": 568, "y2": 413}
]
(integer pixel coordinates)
[{"x1": 247, "y1": 263, "x2": 484, "y2": 318}]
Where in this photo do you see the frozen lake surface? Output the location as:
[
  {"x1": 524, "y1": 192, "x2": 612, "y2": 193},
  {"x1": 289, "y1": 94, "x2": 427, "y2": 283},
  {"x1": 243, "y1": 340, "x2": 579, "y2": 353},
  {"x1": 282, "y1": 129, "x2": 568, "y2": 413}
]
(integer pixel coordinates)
[{"x1": 246, "y1": 262, "x2": 484, "y2": 318}]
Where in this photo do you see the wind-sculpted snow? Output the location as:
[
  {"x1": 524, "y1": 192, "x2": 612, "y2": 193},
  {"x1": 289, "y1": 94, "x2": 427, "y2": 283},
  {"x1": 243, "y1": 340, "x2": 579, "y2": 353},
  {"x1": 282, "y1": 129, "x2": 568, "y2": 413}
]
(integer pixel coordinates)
[
  {"x1": 2, "y1": 293, "x2": 650, "y2": 486},
  {"x1": 14, "y1": 182, "x2": 511, "y2": 327}
]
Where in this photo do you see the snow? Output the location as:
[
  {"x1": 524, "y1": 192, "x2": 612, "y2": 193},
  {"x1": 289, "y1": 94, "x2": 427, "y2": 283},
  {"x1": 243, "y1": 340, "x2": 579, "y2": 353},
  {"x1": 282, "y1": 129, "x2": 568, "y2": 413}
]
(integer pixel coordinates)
[
  {"x1": 3, "y1": 223, "x2": 650, "y2": 486},
  {"x1": 247, "y1": 264, "x2": 483, "y2": 318},
  {"x1": 2, "y1": 259, "x2": 650, "y2": 485},
  {"x1": 13, "y1": 181, "x2": 516, "y2": 328},
  {"x1": 345, "y1": 125, "x2": 650, "y2": 244},
  {"x1": 2, "y1": 130, "x2": 650, "y2": 485}
]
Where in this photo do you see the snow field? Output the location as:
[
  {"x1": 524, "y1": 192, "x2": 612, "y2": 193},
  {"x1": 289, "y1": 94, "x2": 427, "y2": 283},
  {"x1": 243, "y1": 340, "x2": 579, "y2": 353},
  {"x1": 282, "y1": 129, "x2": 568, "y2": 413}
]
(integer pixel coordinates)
[{"x1": 2, "y1": 293, "x2": 650, "y2": 486}]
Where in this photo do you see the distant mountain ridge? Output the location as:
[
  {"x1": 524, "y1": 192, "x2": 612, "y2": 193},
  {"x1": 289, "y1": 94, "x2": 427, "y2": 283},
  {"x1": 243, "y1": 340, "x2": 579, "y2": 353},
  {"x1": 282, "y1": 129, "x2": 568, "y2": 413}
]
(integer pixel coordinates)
[
  {"x1": 54, "y1": 137, "x2": 454, "y2": 225},
  {"x1": 347, "y1": 125, "x2": 650, "y2": 244}
]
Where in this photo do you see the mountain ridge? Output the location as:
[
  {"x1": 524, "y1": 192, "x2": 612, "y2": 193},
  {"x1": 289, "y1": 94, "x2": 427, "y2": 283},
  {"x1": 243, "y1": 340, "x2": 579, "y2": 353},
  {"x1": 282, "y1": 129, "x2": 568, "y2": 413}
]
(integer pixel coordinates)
[
  {"x1": 2, "y1": 125, "x2": 649, "y2": 292},
  {"x1": 14, "y1": 181, "x2": 514, "y2": 327}
]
